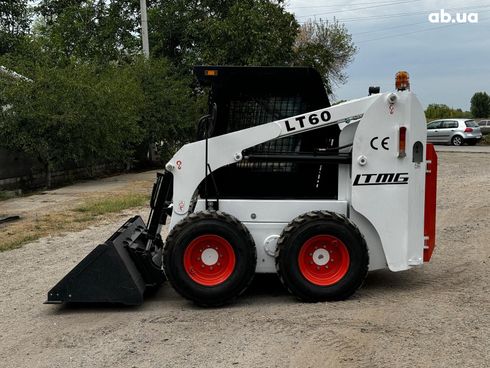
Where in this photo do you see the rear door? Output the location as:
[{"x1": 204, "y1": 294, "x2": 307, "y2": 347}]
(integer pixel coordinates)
[
  {"x1": 440, "y1": 120, "x2": 458, "y2": 143},
  {"x1": 427, "y1": 121, "x2": 442, "y2": 143}
]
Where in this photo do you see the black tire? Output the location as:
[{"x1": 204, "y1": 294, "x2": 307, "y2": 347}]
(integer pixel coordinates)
[
  {"x1": 275, "y1": 211, "x2": 368, "y2": 302},
  {"x1": 163, "y1": 211, "x2": 256, "y2": 307},
  {"x1": 451, "y1": 135, "x2": 463, "y2": 146}
]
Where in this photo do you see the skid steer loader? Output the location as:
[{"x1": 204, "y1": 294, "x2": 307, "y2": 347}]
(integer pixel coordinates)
[{"x1": 46, "y1": 67, "x2": 437, "y2": 306}]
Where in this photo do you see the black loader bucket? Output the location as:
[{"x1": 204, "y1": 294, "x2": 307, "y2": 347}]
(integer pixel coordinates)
[{"x1": 46, "y1": 172, "x2": 173, "y2": 306}]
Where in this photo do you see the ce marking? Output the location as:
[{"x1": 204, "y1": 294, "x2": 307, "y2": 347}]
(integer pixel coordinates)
[{"x1": 370, "y1": 136, "x2": 390, "y2": 151}]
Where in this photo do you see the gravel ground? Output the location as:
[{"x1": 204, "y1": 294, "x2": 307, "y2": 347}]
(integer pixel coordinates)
[{"x1": 0, "y1": 152, "x2": 489, "y2": 368}]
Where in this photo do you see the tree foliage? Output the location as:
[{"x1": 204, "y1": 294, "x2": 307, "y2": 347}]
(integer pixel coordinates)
[
  {"x1": 36, "y1": 0, "x2": 140, "y2": 64},
  {"x1": 425, "y1": 103, "x2": 471, "y2": 120},
  {"x1": 0, "y1": 0, "x2": 30, "y2": 55},
  {"x1": 130, "y1": 57, "x2": 205, "y2": 162},
  {"x1": 293, "y1": 19, "x2": 357, "y2": 92},
  {"x1": 31, "y1": 1, "x2": 356, "y2": 87},
  {"x1": 0, "y1": 1, "x2": 359, "y2": 187},
  {"x1": 470, "y1": 92, "x2": 490, "y2": 118},
  {"x1": 196, "y1": 0, "x2": 298, "y2": 66},
  {"x1": 0, "y1": 63, "x2": 143, "y2": 186},
  {"x1": 148, "y1": 0, "x2": 298, "y2": 68}
]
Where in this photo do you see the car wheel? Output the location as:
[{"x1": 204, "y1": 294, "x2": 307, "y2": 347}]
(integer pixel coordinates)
[{"x1": 451, "y1": 135, "x2": 463, "y2": 146}]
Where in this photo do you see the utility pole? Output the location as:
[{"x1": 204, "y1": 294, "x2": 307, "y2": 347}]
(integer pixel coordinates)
[{"x1": 140, "y1": 0, "x2": 150, "y2": 58}]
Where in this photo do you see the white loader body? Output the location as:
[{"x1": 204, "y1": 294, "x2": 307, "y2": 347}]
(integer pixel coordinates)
[{"x1": 165, "y1": 91, "x2": 429, "y2": 274}]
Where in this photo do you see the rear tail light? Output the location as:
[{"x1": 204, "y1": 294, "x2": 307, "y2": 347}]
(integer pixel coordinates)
[
  {"x1": 398, "y1": 126, "x2": 407, "y2": 158},
  {"x1": 464, "y1": 127, "x2": 473, "y2": 133}
]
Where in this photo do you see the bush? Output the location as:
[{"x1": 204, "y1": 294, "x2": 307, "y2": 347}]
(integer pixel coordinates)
[
  {"x1": 129, "y1": 57, "x2": 205, "y2": 164},
  {"x1": 0, "y1": 62, "x2": 144, "y2": 187}
]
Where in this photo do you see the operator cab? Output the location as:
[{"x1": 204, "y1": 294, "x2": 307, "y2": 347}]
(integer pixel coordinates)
[{"x1": 194, "y1": 66, "x2": 341, "y2": 200}]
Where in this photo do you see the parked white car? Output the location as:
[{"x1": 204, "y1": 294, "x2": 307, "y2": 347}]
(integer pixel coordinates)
[{"x1": 478, "y1": 120, "x2": 490, "y2": 135}]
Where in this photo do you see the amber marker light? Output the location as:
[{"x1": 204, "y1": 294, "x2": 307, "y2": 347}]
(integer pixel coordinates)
[
  {"x1": 204, "y1": 69, "x2": 218, "y2": 76},
  {"x1": 395, "y1": 71, "x2": 410, "y2": 91}
]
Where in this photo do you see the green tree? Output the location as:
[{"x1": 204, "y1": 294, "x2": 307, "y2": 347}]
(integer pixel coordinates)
[
  {"x1": 470, "y1": 92, "x2": 490, "y2": 118},
  {"x1": 425, "y1": 104, "x2": 452, "y2": 120},
  {"x1": 0, "y1": 62, "x2": 144, "y2": 187},
  {"x1": 36, "y1": 0, "x2": 140, "y2": 64},
  {"x1": 0, "y1": 0, "x2": 30, "y2": 55},
  {"x1": 425, "y1": 104, "x2": 471, "y2": 120},
  {"x1": 130, "y1": 57, "x2": 205, "y2": 163},
  {"x1": 148, "y1": 0, "x2": 299, "y2": 69},
  {"x1": 199, "y1": 0, "x2": 298, "y2": 66},
  {"x1": 1, "y1": 0, "x2": 359, "y2": 186},
  {"x1": 33, "y1": 1, "x2": 357, "y2": 94},
  {"x1": 293, "y1": 19, "x2": 357, "y2": 93}
]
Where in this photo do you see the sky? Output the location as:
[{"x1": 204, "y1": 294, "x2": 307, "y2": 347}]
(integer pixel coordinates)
[{"x1": 286, "y1": 0, "x2": 490, "y2": 109}]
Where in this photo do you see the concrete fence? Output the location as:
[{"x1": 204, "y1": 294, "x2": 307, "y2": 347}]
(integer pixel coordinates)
[{"x1": 0, "y1": 149, "x2": 123, "y2": 190}]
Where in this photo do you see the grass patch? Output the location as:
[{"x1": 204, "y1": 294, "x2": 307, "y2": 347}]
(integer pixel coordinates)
[
  {"x1": 480, "y1": 134, "x2": 490, "y2": 145},
  {"x1": 0, "y1": 192, "x2": 150, "y2": 252},
  {"x1": 75, "y1": 193, "x2": 149, "y2": 216},
  {"x1": 1, "y1": 234, "x2": 40, "y2": 251},
  {"x1": 0, "y1": 191, "x2": 18, "y2": 201}
]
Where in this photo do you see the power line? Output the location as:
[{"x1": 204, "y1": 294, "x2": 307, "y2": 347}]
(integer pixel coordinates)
[
  {"x1": 288, "y1": 0, "x2": 418, "y2": 10},
  {"x1": 297, "y1": 3, "x2": 490, "y2": 23},
  {"x1": 288, "y1": 0, "x2": 485, "y2": 10},
  {"x1": 356, "y1": 17, "x2": 488, "y2": 44},
  {"x1": 296, "y1": 0, "x2": 421, "y2": 19},
  {"x1": 352, "y1": 20, "x2": 428, "y2": 36}
]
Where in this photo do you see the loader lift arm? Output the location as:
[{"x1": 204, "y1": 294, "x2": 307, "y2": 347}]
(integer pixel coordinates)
[{"x1": 165, "y1": 92, "x2": 383, "y2": 230}]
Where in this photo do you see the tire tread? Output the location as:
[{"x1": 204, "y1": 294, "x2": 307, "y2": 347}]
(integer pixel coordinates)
[
  {"x1": 163, "y1": 210, "x2": 256, "y2": 307},
  {"x1": 275, "y1": 210, "x2": 369, "y2": 302}
]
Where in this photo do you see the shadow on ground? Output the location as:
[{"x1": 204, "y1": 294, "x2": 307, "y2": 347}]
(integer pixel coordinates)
[{"x1": 44, "y1": 268, "x2": 435, "y2": 314}]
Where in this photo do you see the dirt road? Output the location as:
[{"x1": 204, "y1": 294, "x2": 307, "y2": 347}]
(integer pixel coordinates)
[{"x1": 1, "y1": 152, "x2": 489, "y2": 368}]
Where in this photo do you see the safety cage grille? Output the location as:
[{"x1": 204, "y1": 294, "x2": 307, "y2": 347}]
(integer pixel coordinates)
[{"x1": 227, "y1": 94, "x2": 307, "y2": 172}]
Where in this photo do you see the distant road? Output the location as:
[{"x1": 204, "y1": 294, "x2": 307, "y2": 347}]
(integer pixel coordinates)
[{"x1": 434, "y1": 144, "x2": 490, "y2": 153}]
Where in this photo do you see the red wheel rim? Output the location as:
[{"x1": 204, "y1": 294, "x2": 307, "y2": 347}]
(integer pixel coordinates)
[
  {"x1": 183, "y1": 234, "x2": 236, "y2": 286},
  {"x1": 298, "y1": 235, "x2": 350, "y2": 286}
]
